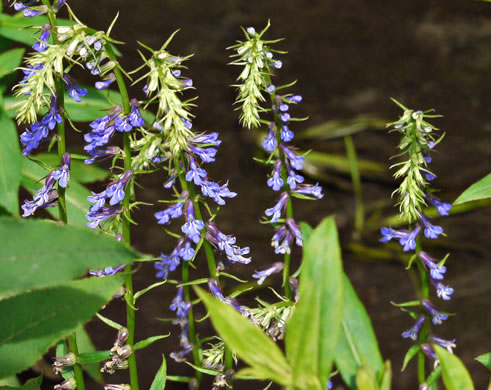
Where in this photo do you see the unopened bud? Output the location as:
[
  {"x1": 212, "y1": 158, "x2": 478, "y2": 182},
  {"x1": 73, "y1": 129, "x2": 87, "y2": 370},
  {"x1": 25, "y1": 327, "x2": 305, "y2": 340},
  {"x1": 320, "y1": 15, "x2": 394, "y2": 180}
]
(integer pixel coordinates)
[{"x1": 54, "y1": 378, "x2": 77, "y2": 390}]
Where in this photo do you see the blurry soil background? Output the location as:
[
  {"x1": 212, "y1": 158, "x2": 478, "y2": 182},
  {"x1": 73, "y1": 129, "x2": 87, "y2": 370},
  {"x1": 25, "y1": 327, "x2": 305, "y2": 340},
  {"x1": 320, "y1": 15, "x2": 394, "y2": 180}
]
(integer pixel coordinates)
[{"x1": 9, "y1": 0, "x2": 491, "y2": 389}]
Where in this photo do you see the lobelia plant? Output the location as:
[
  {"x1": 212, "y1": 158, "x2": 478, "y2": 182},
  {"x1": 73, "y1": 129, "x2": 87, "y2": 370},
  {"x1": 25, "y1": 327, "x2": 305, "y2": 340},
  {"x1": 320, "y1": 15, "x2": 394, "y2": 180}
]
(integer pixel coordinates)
[{"x1": 0, "y1": 3, "x2": 487, "y2": 390}]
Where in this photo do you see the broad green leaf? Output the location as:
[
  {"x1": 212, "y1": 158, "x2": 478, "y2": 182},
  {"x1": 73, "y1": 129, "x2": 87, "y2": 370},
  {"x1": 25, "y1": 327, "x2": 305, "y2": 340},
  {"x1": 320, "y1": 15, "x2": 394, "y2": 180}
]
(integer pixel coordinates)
[
  {"x1": 21, "y1": 158, "x2": 92, "y2": 227},
  {"x1": 150, "y1": 355, "x2": 167, "y2": 390},
  {"x1": 75, "y1": 327, "x2": 104, "y2": 382},
  {"x1": 134, "y1": 334, "x2": 170, "y2": 350},
  {"x1": 454, "y1": 173, "x2": 491, "y2": 205},
  {"x1": 1, "y1": 375, "x2": 42, "y2": 390},
  {"x1": 285, "y1": 216, "x2": 344, "y2": 390},
  {"x1": 476, "y1": 352, "x2": 491, "y2": 370},
  {"x1": 334, "y1": 274, "x2": 384, "y2": 389},
  {"x1": 401, "y1": 344, "x2": 420, "y2": 372},
  {"x1": 0, "y1": 110, "x2": 21, "y2": 215},
  {"x1": 434, "y1": 345, "x2": 475, "y2": 390},
  {"x1": 195, "y1": 287, "x2": 292, "y2": 386},
  {"x1": 3, "y1": 87, "x2": 122, "y2": 122},
  {"x1": 0, "y1": 217, "x2": 139, "y2": 295},
  {"x1": 355, "y1": 365, "x2": 378, "y2": 390},
  {"x1": 0, "y1": 375, "x2": 21, "y2": 386},
  {"x1": 0, "y1": 48, "x2": 24, "y2": 78},
  {"x1": 34, "y1": 153, "x2": 110, "y2": 183},
  {"x1": 0, "y1": 275, "x2": 124, "y2": 379}
]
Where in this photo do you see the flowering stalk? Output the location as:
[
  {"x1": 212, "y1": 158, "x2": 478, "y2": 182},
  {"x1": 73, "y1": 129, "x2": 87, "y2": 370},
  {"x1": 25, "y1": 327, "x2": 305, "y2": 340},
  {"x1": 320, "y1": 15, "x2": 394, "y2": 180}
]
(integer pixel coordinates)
[{"x1": 381, "y1": 100, "x2": 455, "y2": 384}]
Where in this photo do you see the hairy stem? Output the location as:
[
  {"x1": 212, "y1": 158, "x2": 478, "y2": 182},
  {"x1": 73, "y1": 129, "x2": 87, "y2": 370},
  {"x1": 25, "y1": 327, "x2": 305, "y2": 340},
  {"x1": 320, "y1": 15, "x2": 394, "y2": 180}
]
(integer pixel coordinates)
[{"x1": 106, "y1": 45, "x2": 139, "y2": 390}]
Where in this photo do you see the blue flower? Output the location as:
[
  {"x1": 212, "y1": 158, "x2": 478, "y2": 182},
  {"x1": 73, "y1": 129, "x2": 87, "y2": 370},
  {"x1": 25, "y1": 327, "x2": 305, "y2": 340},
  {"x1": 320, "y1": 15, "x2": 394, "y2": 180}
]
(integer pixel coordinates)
[
  {"x1": 421, "y1": 344, "x2": 438, "y2": 362},
  {"x1": 421, "y1": 299, "x2": 448, "y2": 325},
  {"x1": 267, "y1": 160, "x2": 284, "y2": 191},
  {"x1": 402, "y1": 315, "x2": 425, "y2": 340},
  {"x1": 265, "y1": 192, "x2": 289, "y2": 223},
  {"x1": 84, "y1": 107, "x2": 121, "y2": 155},
  {"x1": 399, "y1": 225, "x2": 421, "y2": 252},
  {"x1": 128, "y1": 100, "x2": 145, "y2": 127},
  {"x1": 64, "y1": 75, "x2": 88, "y2": 102},
  {"x1": 32, "y1": 24, "x2": 50, "y2": 52},
  {"x1": 420, "y1": 214, "x2": 443, "y2": 239},
  {"x1": 280, "y1": 145, "x2": 305, "y2": 170},
  {"x1": 190, "y1": 145, "x2": 217, "y2": 163},
  {"x1": 252, "y1": 262, "x2": 283, "y2": 285},
  {"x1": 285, "y1": 95, "x2": 302, "y2": 103},
  {"x1": 286, "y1": 218, "x2": 303, "y2": 246},
  {"x1": 379, "y1": 226, "x2": 408, "y2": 243},
  {"x1": 155, "y1": 249, "x2": 181, "y2": 279},
  {"x1": 200, "y1": 180, "x2": 237, "y2": 206},
  {"x1": 20, "y1": 121, "x2": 50, "y2": 155},
  {"x1": 186, "y1": 158, "x2": 207, "y2": 186},
  {"x1": 42, "y1": 97, "x2": 63, "y2": 130},
  {"x1": 431, "y1": 280, "x2": 454, "y2": 301},
  {"x1": 208, "y1": 279, "x2": 248, "y2": 314},
  {"x1": 293, "y1": 183, "x2": 323, "y2": 199},
  {"x1": 262, "y1": 124, "x2": 277, "y2": 153},
  {"x1": 280, "y1": 112, "x2": 291, "y2": 123},
  {"x1": 21, "y1": 174, "x2": 58, "y2": 217},
  {"x1": 84, "y1": 146, "x2": 120, "y2": 165},
  {"x1": 181, "y1": 201, "x2": 204, "y2": 244},
  {"x1": 86, "y1": 205, "x2": 122, "y2": 229},
  {"x1": 430, "y1": 336, "x2": 456, "y2": 354},
  {"x1": 280, "y1": 125, "x2": 294, "y2": 142},
  {"x1": 419, "y1": 251, "x2": 446, "y2": 280},
  {"x1": 95, "y1": 73, "x2": 115, "y2": 90},
  {"x1": 266, "y1": 84, "x2": 276, "y2": 93},
  {"x1": 178, "y1": 239, "x2": 195, "y2": 261},
  {"x1": 89, "y1": 265, "x2": 125, "y2": 278},
  {"x1": 114, "y1": 115, "x2": 133, "y2": 133},
  {"x1": 271, "y1": 225, "x2": 293, "y2": 254},
  {"x1": 105, "y1": 171, "x2": 133, "y2": 206},
  {"x1": 170, "y1": 287, "x2": 192, "y2": 321},
  {"x1": 154, "y1": 201, "x2": 185, "y2": 225},
  {"x1": 192, "y1": 132, "x2": 221, "y2": 146},
  {"x1": 52, "y1": 152, "x2": 71, "y2": 188},
  {"x1": 205, "y1": 222, "x2": 251, "y2": 264},
  {"x1": 428, "y1": 198, "x2": 452, "y2": 217}
]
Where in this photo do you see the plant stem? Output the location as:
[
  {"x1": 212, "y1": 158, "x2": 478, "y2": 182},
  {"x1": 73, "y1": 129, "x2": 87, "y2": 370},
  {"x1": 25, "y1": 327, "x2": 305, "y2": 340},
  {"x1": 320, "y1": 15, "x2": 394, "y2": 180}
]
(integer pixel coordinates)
[
  {"x1": 42, "y1": 2, "x2": 86, "y2": 388},
  {"x1": 106, "y1": 46, "x2": 139, "y2": 390},
  {"x1": 344, "y1": 135, "x2": 364, "y2": 238},
  {"x1": 282, "y1": 197, "x2": 293, "y2": 299},
  {"x1": 415, "y1": 237, "x2": 429, "y2": 384}
]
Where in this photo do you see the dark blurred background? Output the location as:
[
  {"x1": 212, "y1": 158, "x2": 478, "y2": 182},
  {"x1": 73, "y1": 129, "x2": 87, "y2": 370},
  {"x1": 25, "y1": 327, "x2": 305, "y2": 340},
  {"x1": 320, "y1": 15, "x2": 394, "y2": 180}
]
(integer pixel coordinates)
[{"x1": 10, "y1": 0, "x2": 491, "y2": 389}]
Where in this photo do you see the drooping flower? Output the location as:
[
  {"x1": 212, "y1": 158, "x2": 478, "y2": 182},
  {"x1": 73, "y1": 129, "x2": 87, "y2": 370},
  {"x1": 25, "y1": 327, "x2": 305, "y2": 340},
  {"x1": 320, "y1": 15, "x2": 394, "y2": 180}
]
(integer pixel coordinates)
[
  {"x1": 402, "y1": 315, "x2": 426, "y2": 341},
  {"x1": 265, "y1": 192, "x2": 289, "y2": 223},
  {"x1": 421, "y1": 299, "x2": 448, "y2": 325},
  {"x1": 63, "y1": 75, "x2": 88, "y2": 102},
  {"x1": 252, "y1": 262, "x2": 283, "y2": 285},
  {"x1": 205, "y1": 222, "x2": 251, "y2": 264},
  {"x1": 430, "y1": 336, "x2": 456, "y2": 354},
  {"x1": 419, "y1": 251, "x2": 446, "y2": 281},
  {"x1": 181, "y1": 200, "x2": 204, "y2": 244},
  {"x1": 52, "y1": 152, "x2": 71, "y2": 188},
  {"x1": 32, "y1": 24, "x2": 50, "y2": 52}
]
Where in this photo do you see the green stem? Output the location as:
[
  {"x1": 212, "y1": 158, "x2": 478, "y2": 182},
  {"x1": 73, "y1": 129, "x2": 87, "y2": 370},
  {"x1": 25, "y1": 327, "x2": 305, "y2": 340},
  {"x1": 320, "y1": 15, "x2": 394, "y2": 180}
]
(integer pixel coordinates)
[
  {"x1": 42, "y1": 3, "x2": 85, "y2": 389},
  {"x1": 344, "y1": 135, "x2": 364, "y2": 238},
  {"x1": 224, "y1": 344, "x2": 234, "y2": 388},
  {"x1": 106, "y1": 45, "x2": 139, "y2": 390},
  {"x1": 282, "y1": 198, "x2": 293, "y2": 300},
  {"x1": 415, "y1": 237, "x2": 430, "y2": 384}
]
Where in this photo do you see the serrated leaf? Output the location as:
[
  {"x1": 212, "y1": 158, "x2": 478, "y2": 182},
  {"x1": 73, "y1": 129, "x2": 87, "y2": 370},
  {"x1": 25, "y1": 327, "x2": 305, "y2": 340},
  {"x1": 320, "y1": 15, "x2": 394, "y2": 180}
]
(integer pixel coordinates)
[
  {"x1": 334, "y1": 274, "x2": 384, "y2": 389},
  {"x1": 0, "y1": 217, "x2": 139, "y2": 295},
  {"x1": 195, "y1": 287, "x2": 292, "y2": 386},
  {"x1": 134, "y1": 334, "x2": 170, "y2": 351},
  {"x1": 150, "y1": 355, "x2": 167, "y2": 390},
  {"x1": 0, "y1": 275, "x2": 124, "y2": 379},
  {"x1": 401, "y1": 344, "x2": 420, "y2": 372},
  {"x1": 34, "y1": 153, "x2": 110, "y2": 183},
  {"x1": 475, "y1": 353, "x2": 491, "y2": 370},
  {"x1": 434, "y1": 345, "x2": 475, "y2": 390},
  {"x1": 0, "y1": 110, "x2": 21, "y2": 215},
  {"x1": 285, "y1": 216, "x2": 344, "y2": 390},
  {"x1": 20, "y1": 158, "x2": 92, "y2": 227},
  {"x1": 0, "y1": 48, "x2": 24, "y2": 78},
  {"x1": 454, "y1": 173, "x2": 491, "y2": 205}
]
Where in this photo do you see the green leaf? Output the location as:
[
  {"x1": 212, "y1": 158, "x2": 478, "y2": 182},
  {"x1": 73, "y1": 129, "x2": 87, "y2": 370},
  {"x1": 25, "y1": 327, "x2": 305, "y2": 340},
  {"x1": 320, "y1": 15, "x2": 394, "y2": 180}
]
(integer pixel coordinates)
[
  {"x1": 401, "y1": 344, "x2": 420, "y2": 372},
  {"x1": 0, "y1": 14, "x2": 71, "y2": 45},
  {"x1": 434, "y1": 345, "x2": 475, "y2": 390},
  {"x1": 77, "y1": 350, "x2": 111, "y2": 365},
  {"x1": 379, "y1": 361, "x2": 392, "y2": 390},
  {"x1": 454, "y1": 173, "x2": 491, "y2": 205},
  {"x1": 285, "y1": 216, "x2": 344, "y2": 390},
  {"x1": 75, "y1": 327, "x2": 104, "y2": 382},
  {"x1": 150, "y1": 355, "x2": 167, "y2": 390},
  {"x1": 21, "y1": 158, "x2": 93, "y2": 227},
  {"x1": 0, "y1": 275, "x2": 124, "y2": 379},
  {"x1": 0, "y1": 48, "x2": 24, "y2": 78},
  {"x1": 133, "y1": 280, "x2": 167, "y2": 302},
  {"x1": 334, "y1": 274, "x2": 384, "y2": 389},
  {"x1": 1, "y1": 375, "x2": 42, "y2": 390},
  {"x1": 34, "y1": 153, "x2": 110, "y2": 183},
  {"x1": 475, "y1": 352, "x2": 491, "y2": 370},
  {"x1": 355, "y1": 365, "x2": 378, "y2": 390},
  {"x1": 55, "y1": 340, "x2": 74, "y2": 380},
  {"x1": 134, "y1": 334, "x2": 170, "y2": 351},
  {"x1": 195, "y1": 287, "x2": 292, "y2": 386},
  {"x1": 0, "y1": 110, "x2": 21, "y2": 215},
  {"x1": 0, "y1": 217, "x2": 139, "y2": 295},
  {"x1": 96, "y1": 313, "x2": 123, "y2": 330}
]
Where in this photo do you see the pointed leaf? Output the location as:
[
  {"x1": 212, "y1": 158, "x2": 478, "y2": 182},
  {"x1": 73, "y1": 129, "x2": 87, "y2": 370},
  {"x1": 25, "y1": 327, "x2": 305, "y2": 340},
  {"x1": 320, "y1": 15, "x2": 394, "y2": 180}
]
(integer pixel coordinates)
[
  {"x1": 379, "y1": 361, "x2": 392, "y2": 390},
  {"x1": 134, "y1": 334, "x2": 170, "y2": 351},
  {"x1": 401, "y1": 344, "x2": 420, "y2": 372},
  {"x1": 77, "y1": 351, "x2": 111, "y2": 365},
  {"x1": 0, "y1": 275, "x2": 124, "y2": 379},
  {"x1": 150, "y1": 355, "x2": 167, "y2": 390},
  {"x1": 1, "y1": 375, "x2": 42, "y2": 390},
  {"x1": 334, "y1": 274, "x2": 384, "y2": 389},
  {"x1": 0, "y1": 110, "x2": 21, "y2": 215},
  {"x1": 195, "y1": 287, "x2": 292, "y2": 386},
  {"x1": 475, "y1": 353, "x2": 491, "y2": 370},
  {"x1": 285, "y1": 216, "x2": 344, "y2": 390},
  {"x1": 0, "y1": 48, "x2": 24, "y2": 78},
  {"x1": 454, "y1": 173, "x2": 491, "y2": 205},
  {"x1": 0, "y1": 217, "x2": 139, "y2": 295},
  {"x1": 434, "y1": 345, "x2": 475, "y2": 390}
]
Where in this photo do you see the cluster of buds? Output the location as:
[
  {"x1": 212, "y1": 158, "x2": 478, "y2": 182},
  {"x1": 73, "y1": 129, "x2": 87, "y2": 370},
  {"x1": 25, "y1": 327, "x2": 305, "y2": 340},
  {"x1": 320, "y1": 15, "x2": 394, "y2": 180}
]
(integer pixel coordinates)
[
  {"x1": 101, "y1": 327, "x2": 132, "y2": 374},
  {"x1": 52, "y1": 352, "x2": 77, "y2": 375}
]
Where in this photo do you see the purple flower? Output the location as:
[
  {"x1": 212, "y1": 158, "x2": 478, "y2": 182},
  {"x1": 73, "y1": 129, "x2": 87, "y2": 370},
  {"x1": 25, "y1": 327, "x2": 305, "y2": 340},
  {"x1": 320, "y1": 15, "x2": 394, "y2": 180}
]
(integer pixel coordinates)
[
  {"x1": 265, "y1": 192, "x2": 289, "y2": 223},
  {"x1": 201, "y1": 180, "x2": 237, "y2": 206},
  {"x1": 425, "y1": 173, "x2": 436, "y2": 182},
  {"x1": 105, "y1": 170, "x2": 133, "y2": 206},
  {"x1": 64, "y1": 75, "x2": 88, "y2": 102},
  {"x1": 186, "y1": 158, "x2": 207, "y2": 186},
  {"x1": 419, "y1": 251, "x2": 446, "y2": 280},
  {"x1": 431, "y1": 280, "x2": 454, "y2": 301},
  {"x1": 286, "y1": 218, "x2": 303, "y2": 246},
  {"x1": 286, "y1": 165, "x2": 305, "y2": 189},
  {"x1": 428, "y1": 198, "x2": 452, "y2": 217},
  {"x1": 154, "y1": 201, "x2": 185, "y2": 225},
  {"x1": 267, "y1": 160, "x2": 284, "y2": 191},
  {"x1": 155, "y1": 249, "x2": 180, "y2": 279},
  {"x1": 285, "y1": 95, "x2": 302, "y2": 103},
  {"x1": 86, "y1": 205, "x2": 122, "y2": 229},
  {"x1": 262, "y1": 124, "x2": 277, "y2": 153},
  {"x1": 52, "y1": 152, "x2": 71, "y2": 188},
  {"x1": 280, "y1": 145, "x2": 305, "y2": 170},
  {"x1": 431, "y1": 336, "x2": 456, "y2": 354},
  {"x1": 20, "y1": 121, "x2": 49, "y2": 155},
  {"x1": 280, "y1": 125, "x2": 294, "y2": 142},
  {"x1": 402, "y1": 315, "x2": 426, "y2": 340},
  {"x1": 178, "y1": 239, "x2": 195, "y2": 261},
  {"x1": 420, "y1": 214, "x2": 444, "y2": 239},
  {"x1": 129, "y1": 100, "x2": 145, "y2": 127},
  {"x1": 208, "y1": 279, "x2": 248, "y2": 314},
  {"x1": 95, "y1": 73, "x2": 116, "y2": 90},
  {"x1": 266, "y1": 84, "x2": 275, "y2": 93},
  {"x1": 190, "y1": 145, "x2": 217, "y2": 163},
  {"x1": 181, "y1": 201, "x2": 204, "y2": 244},
  {"x1": 89, "y1": 265, "x2": 125, "y2": 278},
  {"x1": 84, "y1": 146, "x2": 120, "y2": 165},
  {"x1": 399, "y1": 225, "x2": 421, "y2": 252},
  {"x1": 84, "y1": 107, "x2": 121, "y2": 155},
  {"x1": 170, "y1": 287, "x2": 191, "y2": 321},
  {"x1": 23, "y1": 7, "x2": 45, "y2": 17},
  {"x1": 42, "y1": 97, "x2": 63, "y2": 130},
  {"x1": 293, "y1": 183, "x2": 324, "y2": 199},
  {"x1": 280, "y1": 112, "x2": 291, "y2": 123},
  {"x1": 421, "y1": 299, "x2": 448, "y2": 325},
  {"x1": 32, "y1": 24, "x2": 50, "y2": 52},
  {"x1": 192, "y1": 132, "x2": 221, "y2": 146},
  {"x1": 114, "y1": 114, "x2": 133, "y2": 133},
  {"x1": 252, "y1": 262, "x2": 283, "y2": 285},
  {"x1": 421, "y1": 344, "x2": 438, "y2": 363},
  {"x1": 380, "y1": 226, "x2": 408, "y2": 243},
  {"x1": 271, "y1": 225, "x2": 293, "y2": 254},
  {"x1": 205, "y1": 222, "x2": 251, "y2": 264}
]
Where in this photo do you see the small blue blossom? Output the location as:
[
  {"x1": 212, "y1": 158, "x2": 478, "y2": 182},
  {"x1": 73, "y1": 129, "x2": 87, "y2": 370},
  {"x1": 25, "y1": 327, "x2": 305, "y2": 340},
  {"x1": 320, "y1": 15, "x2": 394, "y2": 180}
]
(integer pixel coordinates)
[
  {"x1": 23, "y1": 7, "x2": 45, "y2": 17},
  {"x1": 105, "y1": 170, "x2": 133, "y2": 206},
  {"x1": 271, "y1": 225, "x2": 293, "y2": 254},
  {"x1": 192, "y1": 132, "x2": 221, "y2": 146},
  {"x1": 155, "y1": 249, "x2": 181, "y2": 279},
  {"x1": 379, "y1": 226, "x2": 408, "y2": 243},
  {"x1": 182, "y1": 118, "x2": 192, "y2": 129},
  {"x1": 285, "y1": 95, "x2": 302, "y2": 103},
  {"x1": 421, "y1": 344, "x2": 438, "y2": 363},
  {"x1": 280, "y1": 125, "x2": 294, "y2": 142},
  {"x1": 267, "y1": 160, "x2": 284, "y2": 191},
  {"x1": 430, "y1": 336, "x2": 456, "y2": 354},
  {"x1": 114, "y1": 115, "x2": 133, "y2": 133},
  {"x1": 52, "y1": 152, "x2": 71, "y2": 188},
  {"x1": 208, "y1": 279, "x2": 248, "y2": 315},
  {"x1": 205, "y1": 222, "x2": 251, "y2": 264},
  {"x1": 20, "y1": 64, "x2": 43, "y2": 86},
  {"x1": 181, "y1": 201, "x2": 205, "y2": 244},
  {"x1": 402, "y1": 315, "x2": 425, "y2": 341},
  {"x1": 420, "y1": 214, "x2": 444, "y2": 239},
  {"x1": 190, "y1": 145, "x2": 217, "y2": 163},
  {"x1": 95, "y1": 73, "x2": 116, "y2": 90},
  {"x1": 84, "y1": 146, "x2": 120, "y2": 165},
  {"x1": 84, "y1": 107, "x2": 121, "y2": 155},
  {"x1": 246, "y1": 27, "x2": 256, "y2": 35},
  {"x1": 293, "y1": 183, "x2": 323, "y2": 199},
  {"x1": 186, "y1": 158, "x2": 207, "y2": 186},
  {"x1": 262, "y1": 124, "x2": 277, "y2": 153},
  {"x1": 64, "y1": 75, "x2": 88, "y2": 102},
  {"x1": 399, "y1": 225, "x2": 421, "y2": 252},
  {"x1": 154, "y1": 201, "x2": 185, "y2": 225},
  {"x1": 286, "y1": 218, "x2": 303, "y2": 246},
  {"x1": 265, "y1": 192, "x2": 289, "y2": 223},
  {"x1": 280, "y1": 145, "x2": 305, "y2": 170},
  {"x1": 21, "y1": 174, "x2": 57, "y2": 217},
  {"x1": 425, "y1": 172, "x2": 436, "y2": 182},
  {"x1": 286, "y1": 169, "x2": 304, "y2": 190},
  {"x1": 419, "y1": 251, "x2": 446, "y2": 280},
  {"x1": 428, "y1": 198, "x2": 452, "y2": 216},
  {"x1": 178, "y1": 239, "x2": 195, "y2": 261},
  {"x1": 431, "y1": 280, "x2": 454, "y2": 301},
  {"x1": 252, "y1": 262, "x2": 283, "y2": 285},
  {"x1": 42, "y1": 97, "x2": 63, "y2": 130},
  {"x1": 273, "y1": 60, "x2": 282, "y2": 69},
  {"x1": 89, "y1": 265, "x2": 125, "y2": 278},
  {"x1": 32, "y1": 24, "x2": 50, "y2": 52},
  {"x1": 280, "y1": 112, "x2": 291, "y2": 123},
  {"x1": 170, "y1": 287, "x2": 192, "y2": 322},
  {"x1": 279, "y1": 103, "x2": 289, "y2": 112},
  {"x1": 86, "y1": 205, "x2": 122, "y2": 229},
  {"x1": 266, "y1": 84, "x2": 275, "y2": 93},
  {"x1": 128, "y1": 100, "x2": 145, "y2": 127},
  {"x1": 421, "y1": 299, "x2": 448, "y2": 325},
  {"x1": 201, "y1": 180, "x2": 237, "y2": 205}
]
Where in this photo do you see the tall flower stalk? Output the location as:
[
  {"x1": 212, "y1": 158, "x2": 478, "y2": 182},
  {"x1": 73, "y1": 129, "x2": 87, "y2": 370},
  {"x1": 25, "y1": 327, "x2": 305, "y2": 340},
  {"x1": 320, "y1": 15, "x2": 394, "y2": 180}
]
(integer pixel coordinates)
[
  {"x1": 229, "y1": 24, "x2": 323, "y2": 300},
  {"x1": 381, "y1": 100, "x2": 455, "y2": 386}
]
